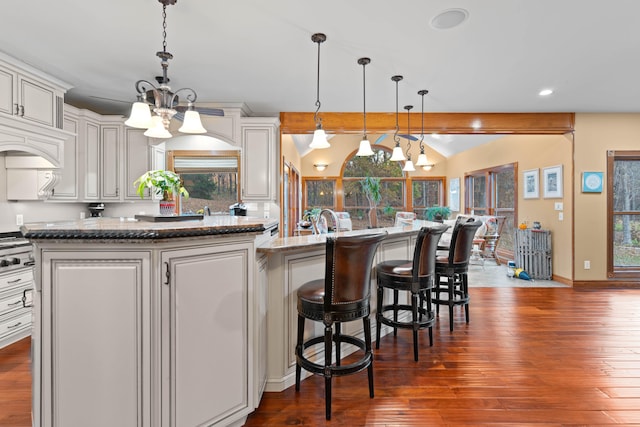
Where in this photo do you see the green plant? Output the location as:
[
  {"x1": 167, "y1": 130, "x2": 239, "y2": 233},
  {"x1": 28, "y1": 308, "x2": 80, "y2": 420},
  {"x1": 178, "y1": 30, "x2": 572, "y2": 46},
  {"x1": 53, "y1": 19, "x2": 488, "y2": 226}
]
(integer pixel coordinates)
[
  {"x1": 302, "y1": 208, "x2": 322, "y2": 222},
  {"x1": 382, "y1": 205, "x2": 396, "y2": 217},
  {"x1": 360, "y1": 176, "x2": 382, "y2": 228},
  {"x1": 425, "y1": 205, "x2": 451, "y2": 221},
  {"x1": 134, "y1": 169, "x2": 189, "y2": 201}
]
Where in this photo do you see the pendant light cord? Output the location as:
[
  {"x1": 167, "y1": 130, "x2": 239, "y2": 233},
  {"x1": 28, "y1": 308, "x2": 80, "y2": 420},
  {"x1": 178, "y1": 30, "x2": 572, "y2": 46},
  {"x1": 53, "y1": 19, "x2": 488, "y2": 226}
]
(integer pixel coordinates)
[
  {"x1": 418, "y1": 90, "x2": 428, "y2": 153},
  {"x1": 405, "y1": 105, "x2": 413, "y2": 158},
  {"x1": 392, "y1": 75, "x2": 403, "y2": 144},
  {"x1": 314, "y1": 36, "x2": 322, "y2": 126}
]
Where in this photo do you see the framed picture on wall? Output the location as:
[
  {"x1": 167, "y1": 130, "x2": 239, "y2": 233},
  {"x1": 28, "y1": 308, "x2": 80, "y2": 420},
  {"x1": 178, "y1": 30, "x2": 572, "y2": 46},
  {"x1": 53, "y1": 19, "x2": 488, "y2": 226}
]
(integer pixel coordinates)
[
  {"x1": 582, "y1": 171, "x2": 603, "y2": 193},
  {"x1": 543, "y1": 165, "x2": 563, "y2": 198},
  {"x1": 449, "y1": 177, "x2": 460, "y2": 212},
  {"x1": 523, "y1": 169, "x2": 539, "y2": 199}
]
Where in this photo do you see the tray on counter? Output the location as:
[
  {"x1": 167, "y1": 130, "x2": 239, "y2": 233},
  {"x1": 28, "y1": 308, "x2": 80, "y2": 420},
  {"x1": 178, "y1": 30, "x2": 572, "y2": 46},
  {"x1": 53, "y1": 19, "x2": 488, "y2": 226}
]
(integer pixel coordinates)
[{"x1": 134, "y1": 214, "x2": 204, "y2": 222}]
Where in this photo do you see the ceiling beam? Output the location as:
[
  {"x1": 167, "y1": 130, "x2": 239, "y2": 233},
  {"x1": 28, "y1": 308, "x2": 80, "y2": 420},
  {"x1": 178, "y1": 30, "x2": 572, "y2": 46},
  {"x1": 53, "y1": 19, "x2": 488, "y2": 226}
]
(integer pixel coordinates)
[{"x1": 279, "y1": 112, "x2": 575, "y2": 135}]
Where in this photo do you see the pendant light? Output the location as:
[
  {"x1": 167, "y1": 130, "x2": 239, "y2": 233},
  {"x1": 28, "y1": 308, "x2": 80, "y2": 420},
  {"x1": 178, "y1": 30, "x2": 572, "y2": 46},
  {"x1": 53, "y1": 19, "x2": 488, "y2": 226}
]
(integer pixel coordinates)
[
  {"x1": 402, "y1": 105, "x2": 415, "y2": 172},
  {"x1": 415, "y1": 89, "x2": 434, "y2": 171},
  {"x1": 356, "y1": 57, "x2": 374, "y2": 156},
  {"x1": 309, "y1": 33, "x2": 330, "y2": 149},
  {"x1": 389, "y1": 75, "x2": 406, "y2": 161}
]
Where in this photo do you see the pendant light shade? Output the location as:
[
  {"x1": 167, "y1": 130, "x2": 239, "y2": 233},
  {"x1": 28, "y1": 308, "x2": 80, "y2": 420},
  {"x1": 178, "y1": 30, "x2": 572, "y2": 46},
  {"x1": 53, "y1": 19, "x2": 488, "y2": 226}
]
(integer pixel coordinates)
[
  {"x1": 402, "y1": 158, "x2": 416, "y2": 172},
  {"x1": 390, "y1": 75, "x2": 405, "y2": 161},
  {"x1": 356, "y1": 57, "x2": 374, "y2": 156},
  {"x1": 415, "y1": 89, "x2": 435, "y2": 170},
  {"x1": 390, "y1": 145, "x2": 406, "y2": 161},
  {"x1": 309, "y1": 33, "x2": 330, "y2": 149},
  {"x1": 310, "y1": 128, "x2": 330, "y2": 149}
]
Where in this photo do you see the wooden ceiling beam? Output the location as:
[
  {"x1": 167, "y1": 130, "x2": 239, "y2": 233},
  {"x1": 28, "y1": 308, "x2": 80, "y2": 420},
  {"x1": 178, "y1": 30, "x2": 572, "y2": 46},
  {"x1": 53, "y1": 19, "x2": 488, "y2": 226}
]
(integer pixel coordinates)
[{"x1": 279, "y1": 112, "x2": 575, "y2": 135}]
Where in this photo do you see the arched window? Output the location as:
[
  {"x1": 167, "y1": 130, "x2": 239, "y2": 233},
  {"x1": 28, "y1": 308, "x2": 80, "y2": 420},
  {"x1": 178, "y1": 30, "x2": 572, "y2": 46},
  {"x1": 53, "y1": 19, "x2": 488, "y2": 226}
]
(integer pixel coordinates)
[{"x1": 302, "y1": 147, "x2": 445, "y2": 231}]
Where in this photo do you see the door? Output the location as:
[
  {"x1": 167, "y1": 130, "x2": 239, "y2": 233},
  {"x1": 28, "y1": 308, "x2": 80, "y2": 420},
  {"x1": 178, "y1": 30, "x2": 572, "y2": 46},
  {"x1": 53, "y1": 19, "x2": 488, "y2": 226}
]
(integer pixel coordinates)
[{"x1": 161, "y1": 242, "x2": 253, "y2": 426}]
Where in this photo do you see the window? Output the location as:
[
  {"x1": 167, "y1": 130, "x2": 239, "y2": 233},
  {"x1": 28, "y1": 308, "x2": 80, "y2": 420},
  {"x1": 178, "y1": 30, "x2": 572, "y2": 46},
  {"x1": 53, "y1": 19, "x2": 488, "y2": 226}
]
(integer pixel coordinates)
[
  {"x1": 301, "y1": 147, "x2": 444, "y2": 231},
  {"x1": 168, "y1": 150, "x2": 241, "y2": 214},
  {"x1": 608, "y1": 150, "x2": 640, "y2": 278}
]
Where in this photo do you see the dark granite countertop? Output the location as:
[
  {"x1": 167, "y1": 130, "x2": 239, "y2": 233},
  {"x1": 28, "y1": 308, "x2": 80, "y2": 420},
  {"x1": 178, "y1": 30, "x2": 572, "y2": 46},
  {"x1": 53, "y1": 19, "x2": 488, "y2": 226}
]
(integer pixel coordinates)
[{"x1": 21, "y1": 216, "x2": 279, "y2": 240}]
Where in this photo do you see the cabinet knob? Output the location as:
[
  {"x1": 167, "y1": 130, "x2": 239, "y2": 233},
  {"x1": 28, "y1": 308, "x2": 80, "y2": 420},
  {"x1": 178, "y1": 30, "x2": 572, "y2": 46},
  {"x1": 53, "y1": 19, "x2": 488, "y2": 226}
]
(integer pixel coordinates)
[
  {"x1": 14, "y1": 103, "x2": 19, "y2": 115},
  {"x1": 19, "y1": 105, "x2": 25, "y2": 117}
]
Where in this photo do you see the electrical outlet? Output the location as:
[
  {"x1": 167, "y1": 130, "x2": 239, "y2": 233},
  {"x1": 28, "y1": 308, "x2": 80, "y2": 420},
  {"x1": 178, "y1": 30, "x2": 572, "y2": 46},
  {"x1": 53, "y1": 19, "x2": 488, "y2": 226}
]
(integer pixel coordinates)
[
  {"x1": 16, "y1": 214, "x2": 23, "y2": 226},
  {"x1": 558, "y1": 212, "x2": 563, "y2": 221},
  {"x1": 584, "y1": 260, "x2": 591, "y2": 269}
]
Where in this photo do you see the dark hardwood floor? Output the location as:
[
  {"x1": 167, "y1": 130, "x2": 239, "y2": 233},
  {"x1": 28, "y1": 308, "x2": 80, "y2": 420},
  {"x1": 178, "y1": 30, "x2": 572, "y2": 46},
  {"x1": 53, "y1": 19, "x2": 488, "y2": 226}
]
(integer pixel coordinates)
[{"x1": 3, "y1": 287, "x2": 640, "y2": 426}]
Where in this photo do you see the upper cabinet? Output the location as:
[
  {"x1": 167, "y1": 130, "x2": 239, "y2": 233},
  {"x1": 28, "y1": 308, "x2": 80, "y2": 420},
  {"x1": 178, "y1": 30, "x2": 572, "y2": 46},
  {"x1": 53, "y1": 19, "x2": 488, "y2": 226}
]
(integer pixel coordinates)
[
  {"x1": 240, "y1": 117, "x2": 279, "y2": 203},
  {"x1": 0, "y1": 52, "x2": 69, "y2": 130}
]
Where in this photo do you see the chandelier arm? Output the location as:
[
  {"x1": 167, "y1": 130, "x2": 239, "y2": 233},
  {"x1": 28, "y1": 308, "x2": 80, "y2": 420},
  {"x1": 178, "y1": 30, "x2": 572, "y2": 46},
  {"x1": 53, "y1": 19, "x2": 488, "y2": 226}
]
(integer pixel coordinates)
[
  {"x1": 134, "y1": 79, "x2": 159, "y2": 102},
  {"x1": 171, "y1": 87, "x2": 198, "y2": 105}
]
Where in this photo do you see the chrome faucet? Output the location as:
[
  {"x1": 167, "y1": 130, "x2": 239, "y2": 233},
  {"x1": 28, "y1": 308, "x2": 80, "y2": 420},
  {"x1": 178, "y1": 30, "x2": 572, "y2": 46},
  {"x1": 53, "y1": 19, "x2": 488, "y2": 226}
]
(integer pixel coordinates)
[
  {"x1": 203, "y1": 206, "x2": 211, "y2": 216},
  {"x1": 312, "y1": 209, "x2": 339, "y2": 234}
]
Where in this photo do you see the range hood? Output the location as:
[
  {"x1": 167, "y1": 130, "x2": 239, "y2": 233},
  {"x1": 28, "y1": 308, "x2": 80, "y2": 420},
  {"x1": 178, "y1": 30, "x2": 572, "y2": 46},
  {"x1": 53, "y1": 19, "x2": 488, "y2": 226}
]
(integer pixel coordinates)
[{"x1": 5, "y1": 155, "x2": 61, "y2": 200}]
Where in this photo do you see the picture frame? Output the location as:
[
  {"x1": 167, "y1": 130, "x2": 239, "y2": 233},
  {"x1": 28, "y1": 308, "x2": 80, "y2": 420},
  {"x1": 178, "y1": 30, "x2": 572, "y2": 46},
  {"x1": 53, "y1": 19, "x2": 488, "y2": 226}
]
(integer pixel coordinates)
[
  {"x1": 449, "y1": 177, "x2": 460, "y2": 212},
  {"x1": 543, "y1": 165, "x2": 563, "y2": 198},
  {"x1": 582, "y1": 171, "x2": 603, "y2": 193},
  {"x1": 523, "y1": 169, "x2": 539, "y2": 199}
]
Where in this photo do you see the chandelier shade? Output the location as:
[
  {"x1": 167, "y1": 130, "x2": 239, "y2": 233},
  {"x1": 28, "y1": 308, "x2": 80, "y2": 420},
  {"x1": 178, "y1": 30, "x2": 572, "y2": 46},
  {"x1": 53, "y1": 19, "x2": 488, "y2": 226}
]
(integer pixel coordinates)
[{"x1": 125, "y1": 0, "x2": 217, "y2": 138}]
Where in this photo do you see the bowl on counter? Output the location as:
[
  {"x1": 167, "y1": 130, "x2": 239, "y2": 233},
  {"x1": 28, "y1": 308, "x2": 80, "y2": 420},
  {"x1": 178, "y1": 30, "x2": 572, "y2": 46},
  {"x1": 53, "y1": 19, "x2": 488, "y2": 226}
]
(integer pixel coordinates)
[{"x1": 298, "y1": 221, "x2": 312, "y2": 229}]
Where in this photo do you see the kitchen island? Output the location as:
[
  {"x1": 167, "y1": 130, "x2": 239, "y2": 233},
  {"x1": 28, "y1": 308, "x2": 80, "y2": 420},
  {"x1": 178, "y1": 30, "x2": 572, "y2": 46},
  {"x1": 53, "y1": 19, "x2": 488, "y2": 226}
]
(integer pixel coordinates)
[
  {"x1": 22, "y1": 216, "x2": 278, "y2": 427},
  {"x1": 256, "y1": 220, "x2": 443, "y2": 392}
]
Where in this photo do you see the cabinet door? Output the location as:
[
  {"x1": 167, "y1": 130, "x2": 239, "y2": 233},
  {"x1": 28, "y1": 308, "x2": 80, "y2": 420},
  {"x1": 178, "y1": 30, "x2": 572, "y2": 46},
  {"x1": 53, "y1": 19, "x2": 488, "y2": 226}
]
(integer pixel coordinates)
[
  {"x1": 0, "y1": 67, "x2": 16, "y2": 117},
  {"x1": 83, "y1": 120, "x2": 100, "y2": 200},
  {"x1": 100, "y1": 124, "x2": 122, "y2": 200},
  {"x1": 255, "y1": 254, "x2": 268, "y2": 402},
  {"x1": 161, "y1": 243, "x2": 253, "y2": 427},
  {"x1": 241, "y1": 125, "x2": 276, "y2": 201},
  {"x1": 18, "y1": 75, "x2": 55, "y2": 127},
  {"x1": 51, "y1": 114, "x2": 79, "y2": 200},
  {"x1": 40, "y1": 251, "x2": 151, "y2": 427},
  {"x1": 123, "y1": 128, "x2": 151, "y2": 200}
]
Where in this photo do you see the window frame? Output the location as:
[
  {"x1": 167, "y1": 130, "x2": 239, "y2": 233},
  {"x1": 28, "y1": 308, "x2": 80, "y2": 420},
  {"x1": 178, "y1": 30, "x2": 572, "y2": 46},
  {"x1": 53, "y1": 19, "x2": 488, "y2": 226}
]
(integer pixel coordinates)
[{"x1": 607, "y1": 150, "x2": 640, "y2": 278}]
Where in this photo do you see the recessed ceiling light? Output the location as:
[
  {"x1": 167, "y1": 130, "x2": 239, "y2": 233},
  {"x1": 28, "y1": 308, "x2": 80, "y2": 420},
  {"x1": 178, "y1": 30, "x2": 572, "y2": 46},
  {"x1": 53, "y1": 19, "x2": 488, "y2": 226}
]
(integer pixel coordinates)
[
  {"x1": 539, "y1": 89, "x2": 554, "y2": 96},
  {"x1": 431, "y1": 8, "x2": 469, "y2": 30}
]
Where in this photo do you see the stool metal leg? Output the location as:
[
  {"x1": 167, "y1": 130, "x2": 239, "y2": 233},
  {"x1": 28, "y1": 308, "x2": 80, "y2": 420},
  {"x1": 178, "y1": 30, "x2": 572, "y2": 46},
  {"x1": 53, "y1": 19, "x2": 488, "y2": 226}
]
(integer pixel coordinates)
[{"x1": 295, "y1": 315, "x2": 305, "y2": 391}]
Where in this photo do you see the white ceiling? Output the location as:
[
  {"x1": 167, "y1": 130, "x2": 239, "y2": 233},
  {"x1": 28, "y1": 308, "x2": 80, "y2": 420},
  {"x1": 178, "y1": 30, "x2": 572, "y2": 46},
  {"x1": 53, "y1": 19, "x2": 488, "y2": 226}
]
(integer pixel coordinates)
[{"x1": 1, "y1": 1, "x2": 638, "y2": 155}]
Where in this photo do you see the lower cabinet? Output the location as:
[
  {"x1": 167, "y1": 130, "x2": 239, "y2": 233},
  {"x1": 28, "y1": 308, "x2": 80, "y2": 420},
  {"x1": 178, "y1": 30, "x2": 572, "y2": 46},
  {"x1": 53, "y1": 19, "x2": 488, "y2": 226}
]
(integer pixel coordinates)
[
  {"x1": 161, "y1": 243, "x2": 253, "y2": 427},
  {"x1": 35, "y1": 237, "x2": 259, "y2": 427}
]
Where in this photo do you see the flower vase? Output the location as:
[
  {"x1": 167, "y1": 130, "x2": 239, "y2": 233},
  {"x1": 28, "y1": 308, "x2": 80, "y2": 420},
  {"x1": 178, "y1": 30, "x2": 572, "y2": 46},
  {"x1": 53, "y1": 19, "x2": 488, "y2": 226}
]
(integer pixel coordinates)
[{"x1": 159, "y1": 200, "x2": 176, "y2": 216}]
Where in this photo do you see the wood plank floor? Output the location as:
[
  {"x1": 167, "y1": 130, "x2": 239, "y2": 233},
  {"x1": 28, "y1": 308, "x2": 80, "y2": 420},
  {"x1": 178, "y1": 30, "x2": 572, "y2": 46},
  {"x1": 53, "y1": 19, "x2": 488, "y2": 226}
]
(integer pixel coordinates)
[{"x1": 2, "y1": 287, "x2": 640, "y2": 426}]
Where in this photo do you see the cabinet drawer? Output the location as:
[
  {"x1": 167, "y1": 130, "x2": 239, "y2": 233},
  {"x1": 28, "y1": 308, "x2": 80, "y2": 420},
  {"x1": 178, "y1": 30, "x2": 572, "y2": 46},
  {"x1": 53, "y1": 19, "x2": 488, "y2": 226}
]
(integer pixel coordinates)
[
  {"x1": 0, "y1": 309, "x2": 31, "y2": 339},
  {"x1": 0, "y1": 269, "x2": 33, "y2": 291},
  {"x1": 0, "y1": 285, "x2": 29, "y2": 316}
]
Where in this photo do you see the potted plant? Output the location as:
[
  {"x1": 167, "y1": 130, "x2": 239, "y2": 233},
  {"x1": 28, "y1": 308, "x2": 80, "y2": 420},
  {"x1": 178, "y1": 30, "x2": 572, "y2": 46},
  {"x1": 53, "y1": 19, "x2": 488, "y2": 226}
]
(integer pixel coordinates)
[
  {"x1": 134, "y1": 169, "x2": 189, "y2": 215},
  {"x1": 360, "y1": 176, "x2": 382, "y2": 228},
  {"x1": 425, "y1": 205, "x2": 451, "y2": 222}
]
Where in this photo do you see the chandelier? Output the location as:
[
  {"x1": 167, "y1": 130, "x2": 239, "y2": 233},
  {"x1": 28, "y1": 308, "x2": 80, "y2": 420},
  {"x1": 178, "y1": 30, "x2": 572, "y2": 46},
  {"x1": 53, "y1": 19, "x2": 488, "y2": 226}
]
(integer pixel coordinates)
[
  {"x1": 125, "y1": 0, "x2": 210, "y2": 139},
  {"x1": 356, "y1": 57, "x2": 374, "y2": 156},
  {"x1": 389, "y1": 75, "x2": 406, "y2": 161},
  {"x1": 415, "y1": 89, "x2": 435, "y2": 171}
]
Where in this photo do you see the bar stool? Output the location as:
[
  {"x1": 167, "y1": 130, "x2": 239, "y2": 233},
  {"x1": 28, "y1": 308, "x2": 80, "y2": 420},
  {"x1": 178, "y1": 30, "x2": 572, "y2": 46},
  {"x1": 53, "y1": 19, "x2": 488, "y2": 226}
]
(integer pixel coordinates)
[
  {"x1": 295, "y1": 231, "x2": 387, "y2": 420},
  {"x1": 433, "y1": 218, "x2": 483, "y2": 331},
  {"x1": 375, "y1": 225, "x2": 448, "y2": 361}
]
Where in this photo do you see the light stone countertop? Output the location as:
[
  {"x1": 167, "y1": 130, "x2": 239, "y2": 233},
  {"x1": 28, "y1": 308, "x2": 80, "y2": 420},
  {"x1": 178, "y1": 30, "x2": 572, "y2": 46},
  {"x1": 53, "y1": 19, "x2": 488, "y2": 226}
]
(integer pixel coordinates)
[
  {"x1": 21, "y1": 215, "x2": 279, "y2": 240},
  {"x1": 257, "y1": 220, "x2": 446, "y2": 254}
]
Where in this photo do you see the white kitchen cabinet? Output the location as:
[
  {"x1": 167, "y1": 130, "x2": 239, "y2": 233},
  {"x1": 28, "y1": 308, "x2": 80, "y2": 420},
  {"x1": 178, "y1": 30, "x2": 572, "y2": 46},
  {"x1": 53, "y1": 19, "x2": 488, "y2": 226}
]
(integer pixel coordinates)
[
  {"x1": 161, "y1": 241, "x2": 254, "y2": 427},
  {"x1": 0, "y1": 53, "x2": 68, "y2": 129},
  {"x1": 123, "y1": 128, "x2": 147, "y2": 200},
  {"x1": 39, "y1": 250, "x2": 152, "y2": 427},
  {"x1": 240, "y1": 118, "x2": 279, "y2": 202},
  {"x1": 50, "y1": 106, "x2": 79, "y2": 200},
  {"x1": 100, "y1": 121, "x2": 123, "y2": 201}
]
